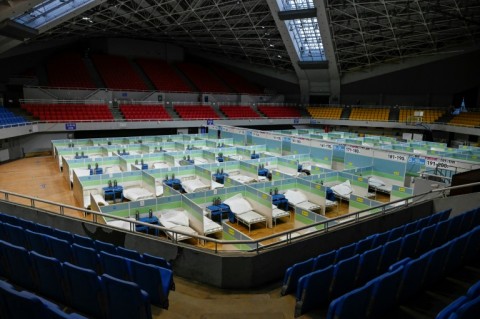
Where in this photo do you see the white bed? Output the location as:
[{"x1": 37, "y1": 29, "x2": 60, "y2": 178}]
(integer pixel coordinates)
[
  {"x1": 228, "y1": 154, "x2": 244, "y2": 161},
  {"x1": 223, "y1": 194, "x2": 267, "y2": 233},
  {"x1": 203, "y1": 216, "x2": 223, "y2": 236},
  {"x1": 367, "y1": 177, "x2": 392, "y2": 194},
  {"x1": 155, "y1": 184, "x2": 164, "y2": 197},
  {"x1": 211, "y1": 180, "x2": 224, "y2": 190},
  {"x1": 122, "y1": 186, "x2": 155, "y2": 201},
  {"x1": 284, "y1": 189, "x2": 322, "y2": 213},
  {"x1": 227, "y1": 170, "x2": 257, "y2": 184},
  {"x1": 193, "y1": 157, "x2": 209, "y2": 165},
  {"x1": 104, "y1": 165, "x2": 122, "y2": 174},
  {"x1": 272, "y1": 206, "x2": 290, "y2": 226},
  {"x1": 83, "y1": 193, "x2": 109, "y2": 209},
  {"x1": 180, "y1": 176, "x2": 210, "y2": 193},
  {"x1": 158, "y1": 210, "x2": 198, "y2": 242},
  {"x1": 152, "y1": 162, "x2": 170, "y2": 169},
  {"x1": 106, "y1": 217, "x2": 136, "y2": 231},
  {"x1": 331, "y1": 180, "x2": 353, "y2": 200}
]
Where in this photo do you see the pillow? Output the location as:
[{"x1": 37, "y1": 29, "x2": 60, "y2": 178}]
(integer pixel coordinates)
[
  {"x1": 331, "y1": 180, "x2": 352, "y2": 197},
  {"x1": 160, "y1": 210, "x2": 189, "y2": 227},
  {"x1": 155, "y1": 185, "x2": 164, "y2": 197},
  {"x1": 224, "y1": 194, "x2": 253, "y2": 214},
  {"x1": 284, "y1": 190, "x2": 307, "y2": 205},
  {"x1": 368, "y1": 177, "x2": 385, "y2": 187}
]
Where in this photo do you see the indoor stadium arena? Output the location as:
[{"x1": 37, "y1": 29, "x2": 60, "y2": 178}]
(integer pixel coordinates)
[{"x1": 0, "y1": 0, "x2": 480, "y2": 318}]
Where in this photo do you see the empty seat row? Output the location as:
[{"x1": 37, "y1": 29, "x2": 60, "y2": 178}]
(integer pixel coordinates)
[
  {"x1": 281, "y1": 208, "x2": 452, "y2": 295},
  {"x1": 47, "y1": 52, "x2": 96, "y2": 89},
  {"x1": 0, "y1": 241, "x2": 154, "y2": 318},
  {"x1": 257, "y1": 105, "x2": 302, "y2": 118},
  {"x1": 292, "y1": 208, "x2": 480, "y2": 317},
  {"x1": 136, "y1": 58, "x2": 193, "y2": 92},
  {"x1": 436, "y1": 279, "x2": 480, "y2": 319},
  {"x1": 0, "y1": 280, "x2": 87, "y2": 319},
  {"x1": 219, "y1": 105, "x2": 260, "y2": 118},
  {"x1": 326, "y1": 225, "x2": 480, "y2": 319},
  {"x1": 174, "y1": 105, "x2": 220, "y2": 119},
  {"x1": 0, "y1": 213, "x2": 171, "y2": 269}
]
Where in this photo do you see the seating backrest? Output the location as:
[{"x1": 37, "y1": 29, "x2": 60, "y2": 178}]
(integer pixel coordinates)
[
  {"x1": 367, "y1": 266, "x2": 404, "y2": 319},
  {"x1": 63, "y1": 262, "x2": 106, "y2": 319},
  {"x1": 30, "y1": 250, "x2": 66, "y2": 304},
  {"x1": 99, "y1": 250, "x2": 132, "y2": 281},
  {"x1": 331, "y1": 254, "x2": 360, "y2": 299},
  {"x1": 101, "y1": 273, "x2": 152, "y2": 319},
  {"x1": 71, "y1": 243, "x2": 100, "y2": 273},
  {"x1": 1, "y1": 240, "x2": 35, "y2": 290},
  {"x1": 129, "y1": 258, "x2": 173, "y2": 309}
]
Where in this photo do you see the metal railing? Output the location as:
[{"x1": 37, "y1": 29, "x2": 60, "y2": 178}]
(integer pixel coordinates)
[{"x1": 1, "y1": 181, "x2": 479, "y2": 254}]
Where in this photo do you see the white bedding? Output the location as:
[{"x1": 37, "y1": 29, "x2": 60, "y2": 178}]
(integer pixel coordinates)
[
  {"x1": 272, "y1": 207, "x2": 290, "y2": 226},
  {"x1": 284, "y1": 189, "x2": 322, "y2": 212},
  {"x1": 228, "y1": 173, "x2": 257, "y2": 184},
  {"x1": 123, "y1": 187, "x2": 154, "y2": 201},
  {"x1": 204, "y1": 216, "x2": 222, "y2": 235},
  {"x1": 104, "y1": 165, "x2": 122, "y2": 174},
  {"x1": 193, "y1": 157, "x2": 209, "y2": 164},
  {"x1": 152, "y1": 162, "x2": 170, "y2": 169},
  {"x1": 331, "y1": 180, "x2": 353, "y2": 198},
  {"x1": 83, "y1": 194, "x2": 109, "y2": 209},
  {"x1": 211, "y1": 180, "x2": 224, "y2": 190},
  {"x1": 155, "y1": 185, "x2": 164, "y2": 197},
  {"x1": 107, "y1": 217, "x2": 135, "y2": 231},
  {"x1": 159, "y1": 210, "x2": 198, "y2": 241},
  {"x1": 224, "y1": 194, "x2": 266, "y2": 232},
  {"x1": 368, "y1": 177, "x2": 392, "y2": 193},
  {"x1": 182, "y1": 178, "x2": 210, "y2": 193}
]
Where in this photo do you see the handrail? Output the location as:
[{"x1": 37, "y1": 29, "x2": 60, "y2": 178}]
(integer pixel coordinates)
[{"x1": 1, "y1": 181, "x2": 479, "y2": 254}]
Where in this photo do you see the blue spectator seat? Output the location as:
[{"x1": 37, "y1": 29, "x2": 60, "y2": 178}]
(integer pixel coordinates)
[
  {"x1": 446, "y1": 215, "x2": 463, "y2": 241},
  {"x1": 449, "y1": 295, "x2": 480, "y2": 319},
  {"x1": 354, "y1": 236, "x2": 374, "y2": 255},
  {"x1": 334, "y1": 243, "x2": 356, "y2": 263},
  {"x1": 281, "y1": 258, "x2": 314, "y2": 296},
  {"x1": 378, "y1": 237, "x2": 402, "y2": 273},
  {"x1": 398, "y1": 230, "x2": 420, "y2": 260},
  {"x1": 330, "y1": 254, "x2": 360, "y2": 299},
  {"x1": 356, "y1": 245, "x2": 382, "y2": 285},
  {"x1": 73, "y1": 234, "x2": 96, "y2": 249},
  {"x1": 312, "y1": 250, "x2": 336, "y2": 271},
  {"x1": 116, "y1": 246, "x2": 143, "y2": 262},
  {"x1": 63, "y1": 262, "x2": 106, "y2": 319},
  {"x1": 25, "y1": 229, "x2": 51, "y2": 256},
  {"x1": 47, "y1": 235, "x2": 75, "y2": 263},
  {"x1": 99, "y1": 251, "x2": 132, "y2": 281},
  {"x1": 370, "y1": 231, "x2": 390, "y2": 247},
  {"x1": 142, "y1": 253, "x2": 172, "y2": 270},
  {"x1": 367, "y1": 266, "x2": 404, "y2": 319},
  {"x1": 4, "y1": 223, "x2": 28, "y2": 248},
  {"x1": 326, "y1": 280, "x2": 375, "y2": 319},
  {"x1": 34, "y1": 223, "x2": 54, "y2": 236},
  {"x1": 1, "y1": 241, "x2": 35, "y2": 290},
  {"x1": 101, "y1": 273, "x2": 152, "y2": 319},
  {"x1": 94, "y1": 240, "x2": 117, "y2": 255},
  {"x1": 53, "y1": 228, "x2": 74, "y2": 243},
  {"x1": 423, "y1": 243, "x2": 450, "y2": 286},
  {"x1": 396, "y1": 253, "x2": 429, "y2": 303},
  {"x1": 403, "y1": 220, "x2": 419, "y2": 236},
  {"x1": 30, "y1": 251, "x2": 66, "y2": 304},
  {"x1": 129, "y1": 258, "x2": 173, "y2": 309},
  {"x1": 71, "y1": 243, "x2": 101, "y2": 273},
  {"x1": 432, "y1": 220, "x2": 450, "y2": 248},
  {"x1": 294, "y1": 265, "x2": 334, "y2": 317},
  {"x1": 416, "y1": 224, "x2": 436, "y2": 255},
  {"x1": 387, "y1": 225, "x2": 405, "y2": 241}
]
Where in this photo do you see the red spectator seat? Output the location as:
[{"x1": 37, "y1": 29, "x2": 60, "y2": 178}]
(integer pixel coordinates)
[
  {"x1": 219, "y1": 105, "x2": 260, "y2": 119},
  {"x1": 136, "y1": 59, "x2": 192, "y2": 92},
  {"x1": 176, "y1": 63, "x2": 232, "y2": 93},
  {"x1": 257, "y1": 105, "x2": 302, "y2": 118},
  {"x1": 47, "y1": 52, "x2": 96, "y2": 89},
  {"x1": 21, "y1": 103, "x2": 113, "y2": 122},
  {"x1": 91, "y1": 54, "x2": 148, "y2": 91},
  {"x1": 174, "y1": 105, "x2": 220, "y2": 119},
  {"x1": 210, "y1": 65, "x2": 263, "y2": 94},
  {"x1": 120, "y1": 104, "x2": 171, "y2": 121}
]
